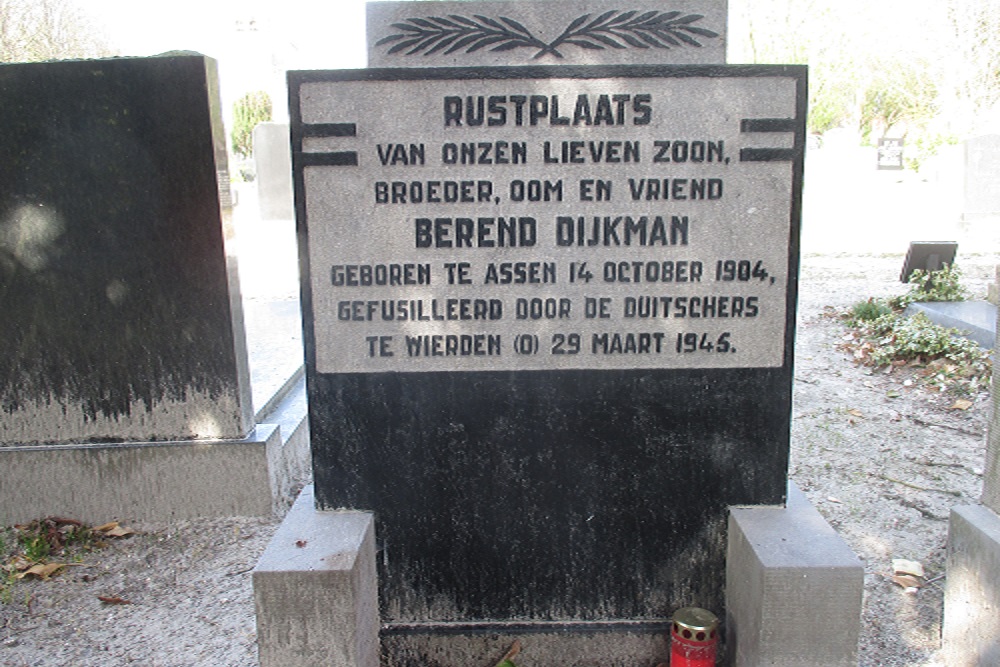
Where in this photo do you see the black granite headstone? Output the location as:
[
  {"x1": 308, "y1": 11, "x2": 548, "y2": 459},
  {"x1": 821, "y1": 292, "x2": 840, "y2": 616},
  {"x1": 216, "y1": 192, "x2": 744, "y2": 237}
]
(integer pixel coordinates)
[
  {"x1": 900, "y1": 241, "x2": 958, "y2": 283},
  {"x1": 291, "y1": 64, "x2": 805, "y2": 662},
  {"x1": 0, "y1": 55, "x2": 252, "y2": 445}
]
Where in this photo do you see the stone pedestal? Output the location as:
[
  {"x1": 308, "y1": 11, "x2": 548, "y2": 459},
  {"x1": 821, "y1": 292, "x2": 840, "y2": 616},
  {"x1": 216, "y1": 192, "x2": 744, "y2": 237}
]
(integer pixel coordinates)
[
  {"x1": 943, "y1": 293, "x2": 1000, "y2": 665},
  {"x1": 253, "y1": 486, "x2": 379, "y2": 667},
  {"x1": 0, "y1": 426, "x2": 279, "y2": 524},
  {"x1": 943, "y1": 505, "x2": 1000, "y2": 666},
  {"x1": 726, "y1": 482, "x2": 864, "y2": 667}
]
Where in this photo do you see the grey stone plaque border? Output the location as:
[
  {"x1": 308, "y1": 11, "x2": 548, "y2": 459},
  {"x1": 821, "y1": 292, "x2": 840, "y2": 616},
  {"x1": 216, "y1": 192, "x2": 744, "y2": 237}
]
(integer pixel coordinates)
[{"x1": 289, "y1": 64, "x2": 807, "y2": 376}]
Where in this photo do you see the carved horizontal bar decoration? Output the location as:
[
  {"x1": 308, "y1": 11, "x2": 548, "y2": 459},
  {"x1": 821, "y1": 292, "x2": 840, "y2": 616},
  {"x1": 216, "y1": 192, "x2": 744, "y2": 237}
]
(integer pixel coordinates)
[{"x1": 375, "y1": 10, "x2": 721, "y2": 59}]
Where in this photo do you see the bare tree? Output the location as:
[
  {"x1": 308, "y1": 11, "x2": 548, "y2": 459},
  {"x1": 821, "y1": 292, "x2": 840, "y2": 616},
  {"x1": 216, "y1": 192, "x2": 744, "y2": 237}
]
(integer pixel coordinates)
[
  {"x1": 0, "y1": 0, "x2": 115, "y2": 63},
  {"x1": 945, "y1": 1, "x2": 1000, "y2": 134}
]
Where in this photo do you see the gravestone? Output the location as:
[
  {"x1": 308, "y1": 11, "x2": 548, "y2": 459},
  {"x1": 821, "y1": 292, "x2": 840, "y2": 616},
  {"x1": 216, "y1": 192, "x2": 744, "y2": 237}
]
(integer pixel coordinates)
[
  {"x1": 984, "y1": 329, "x2": 1000, "y2": 514},
  {"x1": 290, "y1": 58, "x2": 806, "y2": 663},
  {"x1": 899, "y1": 241, "x2": 958, "y2": 283},
  {"x1": 0, "y1": 55, "x2": 275, "y2": 522},
  {"x1": 255, "y1": 122, "x2": 295, "y2": 220},
  {"x1": 0, "y1": 54, "x2": 251, "y2": 443},
  {"x1": 942, "y1": 301, "x2": 1000, "y2": 665},
  {"x1": 877, "y1": 137, "x2": 904, "y2": 170},
  {"x1": 964, "y1": 134, "x2": 1000, "y2": 218}
]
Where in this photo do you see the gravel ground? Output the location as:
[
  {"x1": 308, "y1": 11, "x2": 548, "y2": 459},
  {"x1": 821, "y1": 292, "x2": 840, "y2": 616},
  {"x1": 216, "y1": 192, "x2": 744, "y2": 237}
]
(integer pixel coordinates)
[{"x1": 0, "y1": 251, "x2": 996, "y2": 666}]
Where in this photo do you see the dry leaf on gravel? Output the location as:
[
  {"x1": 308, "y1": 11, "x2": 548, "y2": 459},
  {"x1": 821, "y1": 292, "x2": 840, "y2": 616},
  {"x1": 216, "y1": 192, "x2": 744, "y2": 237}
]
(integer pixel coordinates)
[
  {"x1": 5, "y1": 555, "x2": 33, "y2": 572},
  {"x1": 892, "y1": 559, "x2": 926, "y2": 578},
  {"x1": 15, "y1": 563, "x2": 67, "y2": 580},
  {"x1": 949, "y1": 399, "x2": 974, "y2": 411},
  {"x1": 891, "y1": 574, "x2": 924, "y2": 590},
  {"x1": 94, "y1": 521, "x2": 136, "y2": 538},
  {"x1": 97, "y1": 595, "x2": 133, "y2": 605}
]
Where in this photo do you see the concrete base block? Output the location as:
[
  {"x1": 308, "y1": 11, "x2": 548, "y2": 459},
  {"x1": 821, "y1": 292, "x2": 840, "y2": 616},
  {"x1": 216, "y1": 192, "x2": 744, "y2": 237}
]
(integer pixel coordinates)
[
  {"x1": 726, "y1": 482, "x2": 863, "y2": 667},
  {"x1": 943, "y1": 504, "x2": 1000, "y2": 666},
  {"x1": 253, "y1": 485, "x2": 378, "y2": 667},
  {"x1": 260, "y1": 375, "x2": 311, "y2": 516},
  {"x1": 0, "y1": 425, "x2": 280, "y2": 524},
  {"x1": 380, "y1": 622, "x2": 670, "y2": 666},
  {"x1": 904, "y1": 300, "x2": 997, "y2": 349}
]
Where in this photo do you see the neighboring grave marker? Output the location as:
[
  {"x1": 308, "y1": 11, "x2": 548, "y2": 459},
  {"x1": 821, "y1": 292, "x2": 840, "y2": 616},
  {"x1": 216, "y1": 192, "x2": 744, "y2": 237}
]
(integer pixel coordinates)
[
  {"x1": 0, "y1": 55, "x2": 252, "y2": 444},
  {"x1": 964, "y1": 134, "x2": 1000, "y2": 218},
  {"x1": 877, "y1": 137, "x2": 904, "y2": 170},
  {"x1": 291, "y1": 63, "x2": 805, "y2": 650}
]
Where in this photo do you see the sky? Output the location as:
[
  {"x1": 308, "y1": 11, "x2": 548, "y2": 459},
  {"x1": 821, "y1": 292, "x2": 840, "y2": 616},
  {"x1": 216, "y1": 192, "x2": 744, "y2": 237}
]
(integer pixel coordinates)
[
  {"x1": 83, "y1": 0, "x2": 372, "y2": 119},
  {"x1": 77, "y1": 0, "x2": 999, "y2": 136}
]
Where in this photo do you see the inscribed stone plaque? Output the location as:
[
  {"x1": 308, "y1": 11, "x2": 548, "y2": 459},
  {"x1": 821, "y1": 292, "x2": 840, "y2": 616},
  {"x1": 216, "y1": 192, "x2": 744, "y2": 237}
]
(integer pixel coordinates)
[
  {"x1": 292, "y1": 65, "x2": 805, "y2": 637},
  {"x1": 293, "y1": 66, "x2": 801, "y2": 374},
  {"x1": 0, "y1": 55, "x2": 252, "y2": 444},
  {"x1": 368, "y1": 0, "x2": 728, "y2": 67}
]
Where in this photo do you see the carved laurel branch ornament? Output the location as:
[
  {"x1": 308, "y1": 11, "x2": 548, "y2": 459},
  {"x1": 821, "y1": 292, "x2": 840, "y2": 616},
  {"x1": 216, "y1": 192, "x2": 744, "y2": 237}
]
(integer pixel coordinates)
[{"x1": 375, "y1": 10, "x2": 720, "y2": 59}]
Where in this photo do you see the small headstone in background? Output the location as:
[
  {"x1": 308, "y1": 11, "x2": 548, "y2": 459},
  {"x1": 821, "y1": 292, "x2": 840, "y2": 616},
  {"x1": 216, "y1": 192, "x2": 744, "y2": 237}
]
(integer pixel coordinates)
[
  {"x1": 877, "y1": 137, "x2": 904, "y2": 170},
  {"x1": 964, "y1": 134, "x2": 1000, "y2": 218},
  {"x1": 0, "y1": 55, "x2": 252, "y2": 445},
  {"x1": 254, "y1": 122, "x2": 295, "y2": 221}
]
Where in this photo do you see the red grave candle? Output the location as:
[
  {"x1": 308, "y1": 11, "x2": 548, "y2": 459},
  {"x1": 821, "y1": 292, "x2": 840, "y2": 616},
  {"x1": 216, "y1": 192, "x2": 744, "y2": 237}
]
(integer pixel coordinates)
[{"x1": 670, "y1": 607, "x2": 718, "y2": 667}]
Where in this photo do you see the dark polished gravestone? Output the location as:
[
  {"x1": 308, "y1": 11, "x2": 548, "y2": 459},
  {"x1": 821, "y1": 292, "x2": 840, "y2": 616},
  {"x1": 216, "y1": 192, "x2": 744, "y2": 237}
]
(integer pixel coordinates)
[
  {"x1": 0, "y1": 55, "x2": 252, "y2": 445},
  {"x1": 291, "y1": 64, "x2": 805, "y2": 663}
]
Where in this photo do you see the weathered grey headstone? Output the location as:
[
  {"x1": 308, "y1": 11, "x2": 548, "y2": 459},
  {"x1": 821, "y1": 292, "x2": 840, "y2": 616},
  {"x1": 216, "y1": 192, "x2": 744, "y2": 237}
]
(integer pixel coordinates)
[
  {"x1": 942, "y1": 285, "x2": 1000, "y2": 666},
  {"x1": 255, "y1": 122, "x2": 295, "y2": 220},
  {"x1": 0, "y1": 55, "x2": 252, "y2": 444},
  {"x1": 964, "y1": 134, "x2": 1000, "y2": 218},
  {"x1": 984, "y1": 302, "x2": 1000, "y2": 514},
  {"x1": 988, "y1": 264, "x2": 999, "y2": 306},
  {"x1": 290, "y1": 61, "x2": 805, "y2": 663},
  {"x1": 876, "y1": 137, "x2": 904, "y2": 170},
  {"x1": 368, "y1": 0, "x2": 728, "y2": 67}
]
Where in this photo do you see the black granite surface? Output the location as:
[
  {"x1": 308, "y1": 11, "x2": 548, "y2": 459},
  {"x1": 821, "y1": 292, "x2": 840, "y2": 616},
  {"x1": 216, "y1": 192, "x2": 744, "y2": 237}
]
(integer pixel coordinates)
[
  {"x1": 0, "y1": 55, "x2": 251, "y2": 443},
  {"x1": 296, "y1": 64, "x2": 804, "y2": 632}
]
